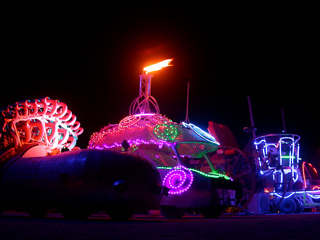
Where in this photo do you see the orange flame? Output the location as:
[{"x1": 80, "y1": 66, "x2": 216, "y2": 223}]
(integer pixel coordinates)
[{"x1": 143, "y1": 58, "x2": 173, "y2": 74}]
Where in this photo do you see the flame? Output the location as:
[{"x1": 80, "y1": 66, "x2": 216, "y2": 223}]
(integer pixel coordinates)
[{"x1": 143, "y1": 58, "x2": 173, "y2": 74}]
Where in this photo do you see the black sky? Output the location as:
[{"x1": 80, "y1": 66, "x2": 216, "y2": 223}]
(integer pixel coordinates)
[{"x1": 1, "y1": 2, "x2": 320, "y2": 153}]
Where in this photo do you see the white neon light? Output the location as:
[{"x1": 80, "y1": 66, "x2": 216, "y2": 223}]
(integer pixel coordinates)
[
  {"x1": 272, "y1": 191, "x2": 320, "y2": 199},
  {"x1": 272, "y1": 192, "x2": 295, "y2": 199},
  {"x1": 182, "y1": 122, "x2": 219, "y2": 145}
]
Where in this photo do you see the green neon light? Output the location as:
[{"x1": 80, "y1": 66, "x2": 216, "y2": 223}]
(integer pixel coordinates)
[
  {"x1": 157, "y1": 166, "x2": 230, "y2": 180},
  {"x1": 153, "y1": 124, "x2": 179, "y2": 142},
  {"x1": 281, "y1": 156, "x2": 296, "y2": 159}
]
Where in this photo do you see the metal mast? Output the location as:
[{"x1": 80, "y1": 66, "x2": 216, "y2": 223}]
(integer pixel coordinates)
[{"x1": 129, "y1": 74, "x2": 160, "y2": 115}]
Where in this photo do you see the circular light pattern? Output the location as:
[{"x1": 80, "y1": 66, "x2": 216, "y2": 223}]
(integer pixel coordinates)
[
  {"x1": 163, "y1": 165, "x2": 194, "y2": 195},
  {"x1": 119, "y1": 115, "x2": 141, "y2": 128},
  {"x1": 153, "y1": 124, "x2": 179, "y2": 142}
]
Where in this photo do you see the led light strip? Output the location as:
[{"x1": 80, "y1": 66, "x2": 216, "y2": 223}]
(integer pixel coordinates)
[
  {"x1": 162, "y1": 165, "x2": 194, "y2": 195},
  {"x1": 157, "y1": 166, "x2": 230, "y2": 180}
]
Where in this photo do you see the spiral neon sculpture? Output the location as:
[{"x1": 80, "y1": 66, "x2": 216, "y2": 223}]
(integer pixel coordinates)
[
  {"x1": 163, "y1": 165, "x2": 194, "y2": 195},
  {"x1": 0, "y1": 97, "x2": 83, "y2": 152}
]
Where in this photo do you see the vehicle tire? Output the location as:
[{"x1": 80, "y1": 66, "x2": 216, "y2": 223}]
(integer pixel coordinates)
[
  {"x1": 201, "y1": 207, "x2": 223, "y2": 218},
  {"x1": 160, "y1": 206, "x2": 185, "y2": 219},
  {"x1": 208, "y1": 146, "x2": 256, "y2": 215},
  {"x1": 280, "y1": 198, "x2": 297, "y2": 214},
  {"x1": 107, "y1": 207, "x2": 134, "y2": 221},
  {"x1": 27, "y1": 207, "x2": 51, "y2": 218},
  {"x1": 294, "y1": 199, "x2": 304, "y2": 213},
  {"x1": 61, "y1": 205, "x2": 92, "y2": 220}
]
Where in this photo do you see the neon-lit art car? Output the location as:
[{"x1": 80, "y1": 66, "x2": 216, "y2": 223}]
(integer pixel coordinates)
[
  {"x1": 207, "y1": 119, "x2": 320, "y2": 214},
  {"x1": 251, "y1": 134, "x2": 320, "y2": 213},
  {"x1": 89, "y1": 73, "x2": 242, "y2": 218}
]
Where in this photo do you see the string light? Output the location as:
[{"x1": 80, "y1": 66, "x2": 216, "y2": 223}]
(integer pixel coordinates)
[
  {"x1": 94, "y1": 138, "x2": 172, "y2": 150},
  {"x1": 162, "y1": 165, "x2": 194, "y2": 195},
  {"x1": 157, "y1": 166, "x2": 230, "y2": 180},
  {"x1": 88, "y1": 113, "x2": 174, "y2": 148},
  {"x1": 153, "y1": 124, "x2": 179, "y2": 142}
]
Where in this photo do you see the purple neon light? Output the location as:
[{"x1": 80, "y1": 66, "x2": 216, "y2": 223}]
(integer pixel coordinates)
[
  {"x1": 94, "y1": 138, "x2": 172, "y2": 150},
  {"x1": 163, "y1": 165, "x2": 194, "y2": 195}
]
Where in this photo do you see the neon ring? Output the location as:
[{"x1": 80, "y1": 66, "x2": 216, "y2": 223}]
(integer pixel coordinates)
[
  {"x1": 163, "y1": 165, "x2": 194, "y2": 195},
  {"x1": 119, "y1": 115, "x2": 141, "y2": 128},
  {"x1": 153, "y1": 124, "x2": 179, "y2": 141}
]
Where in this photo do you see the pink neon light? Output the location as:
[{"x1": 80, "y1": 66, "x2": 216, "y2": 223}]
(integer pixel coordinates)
[
  {"x1": 163, "y1": 165, "x2": 194, "y2": 195},
  {"x1": 88, "y1": 114, "x2": 173, "y2": 148}
]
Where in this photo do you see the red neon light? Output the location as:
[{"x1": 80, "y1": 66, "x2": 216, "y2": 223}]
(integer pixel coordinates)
[{"x1": 1, "y1": 97, "x2": 83, "y2": 152}]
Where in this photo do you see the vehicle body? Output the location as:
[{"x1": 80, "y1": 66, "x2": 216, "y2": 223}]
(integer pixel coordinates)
[{"x1": 0, "y1": 97, "x2": 162, "y2": 220}]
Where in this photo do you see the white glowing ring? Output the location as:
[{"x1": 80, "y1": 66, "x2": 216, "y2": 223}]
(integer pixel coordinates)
[
  {"x1": 119, "y1": 115, "x2": 141, "y2": 128},
  {"x1": 163, "y1": 165, "x2": 194, "y2": 195},
  {"x1": 188, "y1": 123, "x2": 218, "y2": 144}
]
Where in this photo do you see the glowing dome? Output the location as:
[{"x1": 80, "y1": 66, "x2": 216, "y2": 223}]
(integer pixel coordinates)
[{"x1": 89, "y1": 113, "x2": 219, "y2": 158}]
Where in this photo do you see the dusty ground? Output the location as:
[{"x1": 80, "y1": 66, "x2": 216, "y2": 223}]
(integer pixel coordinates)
[{"x1": 1, "y1": 212, "x2": 320, "y2": 239}]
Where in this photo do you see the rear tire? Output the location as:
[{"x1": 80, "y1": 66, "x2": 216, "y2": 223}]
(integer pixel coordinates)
[
  {"x1": 280, "y1": 198, "x2": 297, "y2": 214},
  {"x1": 294, "y1": 199, "x2": 304, "y2": 213},
  {"x1": 61, "y1": 205, "x2": 91, "y2": 220},
  {"x1": 201, "y1": 207, "x2": 223, "y2": 218},
  {"x1": 160, "y1": 206, "x2": 185, "y2": 219},
  {"x1": 27, "y1": 207, "x2": 51, "y2": 218},
  {"x1": 107, "y1": 207, "x2": 134, "y2": 221}
]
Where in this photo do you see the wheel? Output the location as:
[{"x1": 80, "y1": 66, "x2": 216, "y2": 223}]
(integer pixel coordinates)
[
  {"x1": 160, "y1": 206, "x2": 185, "y2": 219},
  {"x1": 201, "y1": 207, "x2": 223, "y2": 218},
  {"x1": 107, "y1": 207, "x2": 134, "y2": 221},
  {"x1": 280, "y1": 198, "x2": 297, "y2": 214},
  {"x1": 208, "y1": 146, "x2": 256, "y2": 214},
  {"x1": 27, "y1": 207, "x2": 51, "y2": 218},
  {"x1": 61, "y1": 205, "x2": 92, "y2": 220},
  {"x1": 294, "y1": 198, "x2": 304, "y2": 213},
  {"x1": 261, "y1": 167, "x2": 287, "y2": 213}
]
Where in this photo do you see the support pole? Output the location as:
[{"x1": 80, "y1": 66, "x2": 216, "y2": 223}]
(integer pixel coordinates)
[
  {"x1": 185, "y1": 81, "x2": 190, "y2": 123},
  {"x1": 247, "y1": 96, "x2": 256, "y2": 139},
  {"x1": 281, "y1": 108, "x2": 287, "y2": 133}
]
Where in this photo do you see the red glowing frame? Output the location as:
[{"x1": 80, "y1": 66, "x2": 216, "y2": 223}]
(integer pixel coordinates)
[{"x1": 0, "y1": 97, "x2": 83, "y2": 152}]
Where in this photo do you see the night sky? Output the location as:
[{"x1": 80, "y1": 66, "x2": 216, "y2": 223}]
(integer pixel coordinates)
[{"x1": 1, "y1": 2, "x2": 320, "y2": 157}]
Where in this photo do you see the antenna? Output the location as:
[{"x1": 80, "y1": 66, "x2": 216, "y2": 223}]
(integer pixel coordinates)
[
  {"x1": 185, "y1": 81, "x2": 190, "y2": 123},
  {"x1": 281, "y1": 108, "x2": 287, "y2": 133},
  {"x1": 246, "y1": 96, "x2": 257, "y2": 139}
]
